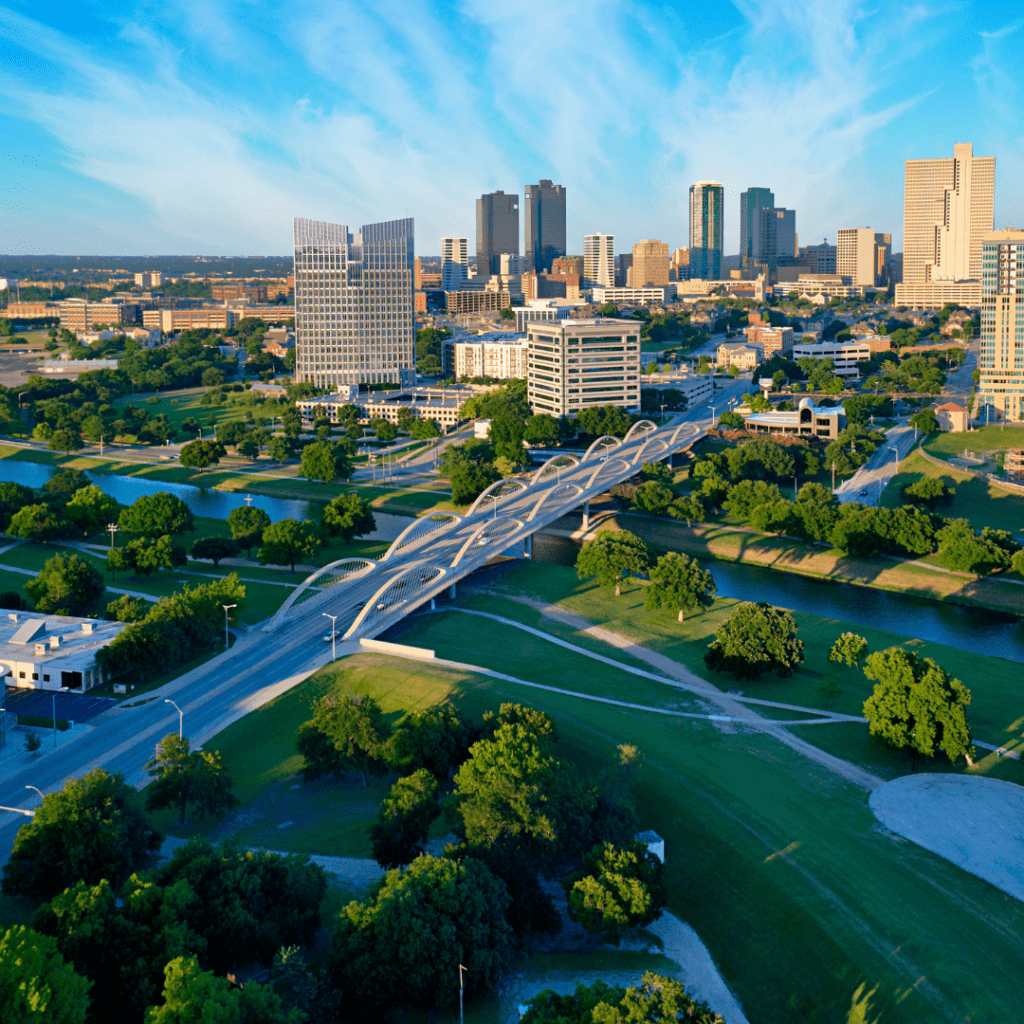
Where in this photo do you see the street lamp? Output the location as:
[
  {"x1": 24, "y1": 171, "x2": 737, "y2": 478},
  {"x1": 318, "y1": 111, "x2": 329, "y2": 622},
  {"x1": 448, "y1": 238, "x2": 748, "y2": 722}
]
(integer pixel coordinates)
[
  {"x1": 323, "y1": 613, "x2": 338, "y2": 661},
  {"x1": 164, "y1": 699, "x2": 183, "y2": 738},
  {"x1": 25, "y1": 785, "x2": 44, "y2": 805},
  {"x1": 222, "y1": 604, "x2": 236, "y2": 650}
]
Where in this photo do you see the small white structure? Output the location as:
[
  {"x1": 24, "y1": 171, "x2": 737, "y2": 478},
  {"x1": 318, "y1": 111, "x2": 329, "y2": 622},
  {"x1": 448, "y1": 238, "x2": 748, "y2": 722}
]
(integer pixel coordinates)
[
  {"x1": 636, "y1": 829, "x2": 665, "y2": 863},
  {"x1": 474, "y1": 419, "x2": 491, "y2": 439},
  {"x1": 0, "y1": 613, "x2": 127, "y2": 692}
]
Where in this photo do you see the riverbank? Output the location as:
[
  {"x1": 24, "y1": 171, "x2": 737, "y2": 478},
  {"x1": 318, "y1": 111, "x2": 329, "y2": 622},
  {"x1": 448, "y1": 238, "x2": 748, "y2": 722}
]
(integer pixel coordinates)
[{"x1": 537, "y1": 512, "x2": 1024, "y2": 618}]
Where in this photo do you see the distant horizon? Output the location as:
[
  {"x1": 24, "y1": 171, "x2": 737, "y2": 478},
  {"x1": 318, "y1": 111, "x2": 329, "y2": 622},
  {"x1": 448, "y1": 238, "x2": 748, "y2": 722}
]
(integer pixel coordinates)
[{"x1": 1, "y1": 2, "x2": 1021, "y2": 257}]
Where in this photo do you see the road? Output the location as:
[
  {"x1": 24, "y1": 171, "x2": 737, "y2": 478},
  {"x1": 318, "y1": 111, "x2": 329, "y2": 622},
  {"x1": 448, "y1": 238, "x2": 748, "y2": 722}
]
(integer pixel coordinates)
[
  {"x1": 834, "y1": 424, "x2": 919, "y2": 506},
  {"x1": 0, "y1": 412, "x2": 708, "y2": 862}
]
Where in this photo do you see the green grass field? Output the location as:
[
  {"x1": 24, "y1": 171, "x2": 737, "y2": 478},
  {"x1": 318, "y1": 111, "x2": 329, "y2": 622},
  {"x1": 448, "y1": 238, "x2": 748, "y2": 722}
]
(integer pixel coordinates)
[
  {"x1": 880, "y1": 449, "x2": 1024, "y2": 536},
  {"x1": 924, "y1": 425, "x2": 1024, "y2": 460}
]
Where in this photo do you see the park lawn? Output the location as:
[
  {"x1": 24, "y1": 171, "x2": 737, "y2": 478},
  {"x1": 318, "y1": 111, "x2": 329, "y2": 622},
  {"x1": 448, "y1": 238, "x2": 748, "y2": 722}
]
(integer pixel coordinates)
[
  {"x1": 0, "y1": 566, "x2": 35, "y2": 605},
  {"x1": 191, "y1": 649, "x2": 1024, "y2": 1023},
  {"x1": 110, "y1": 389, "x2": 251, "y2": 436},
  {"x1": 474, "y1": 562, "x2": 1024, "y2": 780},
  {"x1": 880, "y1": 449, "x2": 1024, "y2": 536},
  {"x1": 924, "y1": 424, "x2": 1024, "y2": 459}
]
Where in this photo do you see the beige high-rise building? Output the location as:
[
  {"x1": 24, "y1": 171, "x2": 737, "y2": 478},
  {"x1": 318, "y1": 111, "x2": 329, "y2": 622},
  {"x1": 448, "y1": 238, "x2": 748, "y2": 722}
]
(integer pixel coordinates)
[
  {"x1": 837, "y1": 228, "x2": 878, "y2": 288},
  {"x1": 627, "y1": 239, "x2": 670, "y2": 288},
  {"x1": 903, "y1": 143, "x2": 995, "y2": 285},
  {"x1": 977, "y1": 229, "x2": 1024, "y2": 422}
]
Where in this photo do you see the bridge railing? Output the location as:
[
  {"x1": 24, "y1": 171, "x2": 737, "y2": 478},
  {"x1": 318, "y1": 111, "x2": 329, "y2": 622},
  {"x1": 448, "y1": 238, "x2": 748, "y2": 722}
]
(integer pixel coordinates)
[
  {"x1": 343, "y1": 563, "x2": 448, "y2": 641},
  {"x1": 264, "y1": 557, "x2": 377, "y2": 630}
]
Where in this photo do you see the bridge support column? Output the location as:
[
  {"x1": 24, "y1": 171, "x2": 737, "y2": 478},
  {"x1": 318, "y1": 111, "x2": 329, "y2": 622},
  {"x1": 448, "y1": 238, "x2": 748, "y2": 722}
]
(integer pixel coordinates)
[
  {"x1": 449, "y1": 582, "x2": 457, "y2": 600},
  {"x1": 524, "y1": 534, "x2": 532, "y2": 559},
  {"x1": 581, "y1": 499, "x2": 590, "y2": 531}
]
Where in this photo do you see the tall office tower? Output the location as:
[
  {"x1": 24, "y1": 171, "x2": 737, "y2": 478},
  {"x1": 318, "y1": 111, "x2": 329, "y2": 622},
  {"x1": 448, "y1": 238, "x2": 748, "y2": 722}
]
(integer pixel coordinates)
[
  {"x1": 440, "y1": 237, "x2": 469, "y2": 290},
  {"x1": 616, "y1": 254, "x2": 633, "y2": 287},
  {"x1": 583, "y1": 234, "x2": 615, "y2": 288},
  {"x1": 476, "y1": 191, "x2": 519, "y2": 277},
  {"x1": 751, "y1": 208, "x2": 796, "y2": 271},
  {"x1": 904, "y1": 143, "x2": 995, "y2": 284},
  {"x1": 874, "y1": 232, "x2": 892, "y2": 283},
  {"x1": 524, "y1": 179, "x2": 567, "y2": 273},
  {"x1": 689, "y1": 181, "x2": 724, "y2": 279},
  {"x1": 837, "y1": 228, "x2": 879, "y2": 287},
  {"x1": 293, "y1": 216, "x2": 415, "y2": 388},
  {"x1": 628, "y1": 239, "x2": 670, "y2": 287},
  {"x1": 740, "y1": 187, "x2": 774, "y2": 268},
  {"x1": 978, "y1": 229, "x2": 1024, "y2": 422},
  {"x1": 801, "y1": 240, "x2": 837, "y2": 274}
]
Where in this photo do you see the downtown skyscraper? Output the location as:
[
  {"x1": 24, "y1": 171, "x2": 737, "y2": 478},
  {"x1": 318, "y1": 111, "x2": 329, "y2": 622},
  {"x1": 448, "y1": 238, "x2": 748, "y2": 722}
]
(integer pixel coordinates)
[
  {"x1": 293, "y1": 217, "x2": 415, "y2": 388},
  {"x1": 583, "y1": 233, "x2": 615, "y2": 288},
  {"x1": 689, "y1": 181, "x2": 724, "y2": 280},
  {"x1": 476, "y1": 191, "x2": 519, "y2": 277},
  {"x1": 524, "y1": 180, "x2": 566, "y2": 273}
]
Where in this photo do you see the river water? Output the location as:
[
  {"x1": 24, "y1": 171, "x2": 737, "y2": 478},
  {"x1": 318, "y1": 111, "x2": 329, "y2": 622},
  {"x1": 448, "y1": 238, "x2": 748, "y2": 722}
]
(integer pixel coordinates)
[
  {"x1": 532, "y1": 533, "x2": 1024, "y2": 664},
  {"x1": 0, "y1": 459, "x2": 411, "y2": 540}
]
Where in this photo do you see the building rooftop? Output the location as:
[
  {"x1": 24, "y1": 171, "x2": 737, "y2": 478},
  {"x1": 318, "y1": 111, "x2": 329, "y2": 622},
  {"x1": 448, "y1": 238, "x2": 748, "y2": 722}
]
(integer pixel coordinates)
[
  {"x1": 936, "y1": 401, "x2": 967, "y2": 412},
  {"x1": 0, "y1": 613, "x2": 126, "y2": 665}
]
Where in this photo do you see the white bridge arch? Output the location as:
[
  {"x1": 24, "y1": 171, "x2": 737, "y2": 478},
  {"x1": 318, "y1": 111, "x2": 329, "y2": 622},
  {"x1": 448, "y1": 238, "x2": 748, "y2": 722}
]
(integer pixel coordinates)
[
  {"x1": 343, "y1": 563, "x2": 448, "y2": 640},
  {"x1": 382, "y1": 512, "x2": 462, "y2": 562},
  {"x1": 581, "y1": 434, "x2": 623, "y2": 462},
  {"x1": 466, "y1": 477, "x2": 530, "y2": 517},
  {"x1": 264, "y1": 557, "x2": 377, "y2": 629}
]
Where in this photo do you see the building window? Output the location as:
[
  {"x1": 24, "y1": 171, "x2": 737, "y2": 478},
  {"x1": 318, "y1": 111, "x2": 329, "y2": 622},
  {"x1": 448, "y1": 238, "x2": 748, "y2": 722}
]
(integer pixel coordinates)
[
  {"x1": 19, "y1": 671, "x2": 24, "y2": 678},
  {"x1": 43, "y1": 674, "x2": 50, "y2": 682},
  {"x1": 32, "y1": 673, "x2": 38, "y2": 680}
]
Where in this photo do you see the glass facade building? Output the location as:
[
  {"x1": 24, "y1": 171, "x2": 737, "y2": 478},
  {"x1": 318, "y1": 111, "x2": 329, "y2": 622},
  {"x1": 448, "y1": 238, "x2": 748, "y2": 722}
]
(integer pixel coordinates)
[
  {"x1": 978, "y1": 229, "x2": 1024, "y2": 423},
  {"x1": 476, "y1": 191, "x2": 519, "y2": 277},
  {"x1": 293, "y1": 217, "x2": 415, "y2": 388},
  {"x1": 524, "y1": 180, "x2": 567, "y2": 274},
  {"x1": 689, "y1": 181, "x2": 724, "y2": 280}
]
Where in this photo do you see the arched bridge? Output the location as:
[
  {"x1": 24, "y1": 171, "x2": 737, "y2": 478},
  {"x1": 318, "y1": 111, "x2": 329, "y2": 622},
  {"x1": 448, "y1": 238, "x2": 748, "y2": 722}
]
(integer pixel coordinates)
[{"x1": 264, "y1": 419, "x2": 705, "y2": 642}]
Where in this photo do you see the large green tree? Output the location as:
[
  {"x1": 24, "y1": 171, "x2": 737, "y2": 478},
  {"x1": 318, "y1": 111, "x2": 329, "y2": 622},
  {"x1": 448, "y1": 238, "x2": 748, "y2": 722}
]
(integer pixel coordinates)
[
  {"x1": 299, "y1": 440, "x2": 353, "y2": 483},
  {"x1": 25, "y1": 552, "x2": 104, "y2": 615},
  {"x1": 189, "y1": 536, "x2": 239, "y2": 566},
  {"x1": 935, "y1": 519, "x2": 1018, "y2": 576},
  {"x1": 564, "y1": 840, "x2": 667, "y2": 945},
  {"x1": 862, "y1": 647, "x2": 973, "y2": 765},
  {"x1": 178, "y1": 439, "x2": 226, "y2": 472},
  {"x1": 145, "y1": 734, "x2": 238, "y2": 824},
  {"x1": 368, "y1": 770, "x2": 441, "y2": 868},
  {"x1": 7, "y1": 503, "x2": 64, "y2": 542},
  {"x1": 829, "y1": 632, "x2": 868, "y2": 669},
  {"x1": 227, "y1": 505, "x2": 271, "y2": 558},
  {"x1": 2, "y1": 768, "x2": 162, "y2": 901},
  {"x1": 329, "y1": 855, "x2": 512, "y2": 1017},
  {"x1": 0, "y1": 926, "x2": 91, "y2": 1024},
  {"x1": 321, "y1": 493, "x2": 376, "y2": 543},
  {"x1": 119, "y1": 492, "x2": 195, "y2": 536},
  {"x1": 704, "y1": 601, "x2": 804, "y2": 680},
  {"x1": 644, "y1": 551, "x2": 716, "y2": 622},
  {"x1": 576, "y1": 531, "x2": 650, "y2": 596},
  {"x1": 258, "y1": 518, "x2": 320, "y2": 571},
  {"x1": 64, "y1": 485, "x2": 119, "y2": 537},
  {"x1": 449, "y1": 461, "x2": 501, "y2": 505},
  {"x1": 297, "y1": 694, "x2": 391, "y2": 781}
]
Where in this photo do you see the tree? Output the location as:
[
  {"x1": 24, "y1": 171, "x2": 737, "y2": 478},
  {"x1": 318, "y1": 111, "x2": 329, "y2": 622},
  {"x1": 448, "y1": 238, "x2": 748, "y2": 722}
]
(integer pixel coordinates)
[
  {"x1": 370, "y1": 417, "x2": 398, "y2": 443},
  {"x1": 25, "y1": 553, "x2": 104, "y2": 615},
  {"x1": 521, "y1": 973, "x2": 722, "y2": 1024},
  {"x1": 298, "y1": 694, "x2": 391, "y2": 781},
  {"x1": 300, "y1": 440, "x2": 353, "y2": 483},
  {"x1": 237, "y1": 437, "x2": 260, "y2": 461},
  {"x1": 144, "y1": 955, "x2": 299, "y2": 1024},
  {"x1": 383, "y1": 703, "x2": 478, "y2": 778},
  {"x1": 449, "y1": 461, "x2": 501, "y2": 505},
  {"x1": 178, "y1": 439, "x2": 225, "y2": 472},
  {"x1": 329, "y1": 855, "x2": 512, "y2": 1016},
  {"x1": 112, "y1": 535, "x2": 188, "y2": 577},
  {"x1": 368, "y1": 770, "x2": 441, "y2": 868},
  {"x1": 576, "y1": 531, "x2": 650, "y2": 596},
  {"x1": 564, "y1": 841, "x2": 666, "y2": 945},
  {"x1": 145, "y1": 733, "x2": 239, "y2": 824},
  {"x1": 259, "y1": 518, "x2": 320, "y2": 571},
  {"x1": 2, "y1": 768, "x2": 161, "y2": 901},
  {"x1": 64, "y1": 485, "x2": 119, "y2": 536},
  {"x1": 48, "y1": 427, "x2": 83, "y2": 455},
  {"x1": 667, "y1": 493, "x2": 706, "y2": 527},
  {"x1": 321, "y1": 493, "x2": 376, "y2": 543},
  {"x1": 644, "y1": 551, "x2": 716, "y2": 622},
  {"x1": 119, "y1": 492, "x2": 195, "y2": 536},
  {"x1": 190, "y1": 536, "x2": 239, "y2": 566},
  {"x1": 901, "y1": 477, "x2": 955, "y2": 509},
  {"x1": 935, "y1": 518, "x2": 1014, "y2": 576},
  {"x1": 910, "y1": 408, "x2": 939, "y2": 433},
  {"x1": 7, "y1": 503, "x2": 64, "y2": 542},
  {"x1": 704, "y1": 601, "x2": 804, "y2": 680},
  {"x1": 632, "y1": 480, "x2": 674, "y2": 514},
  {"x1": 227, "y1": 505, "x2": 271, "y2": 558},
  {"x1": 267, "y1": 435, "x2": 292, "y2": 461},
  {"x1": 0, "y1": 480, "x2": 35, "y2": 531},
  {"x1": 862, "y1": 647, "x2": 973, "y2": 766},
  {"x1": 0, "y1": 926, "x2": 90, "y2": 1024},
  {"x1": 1013, "y1": 549, "x2": 1024, "y2": 576},
  {"x1": 717, "y1": 410, "x2": 744, "y2": 429},
  {"x1": 829, "y1": 632, "x2": 868, "y2": 669},
  {"x1": 43, "y1": 468, "x2": 91, "y2": 506},
  {"x1": 106, "y1": 594, "x2": 150, "y2": 622},
  {"x1": 523, "y1": 413, "x2": 560, "y2": 446},
  {"x1": 411, "y1": 416, "x2": 442, "y2": 439}
]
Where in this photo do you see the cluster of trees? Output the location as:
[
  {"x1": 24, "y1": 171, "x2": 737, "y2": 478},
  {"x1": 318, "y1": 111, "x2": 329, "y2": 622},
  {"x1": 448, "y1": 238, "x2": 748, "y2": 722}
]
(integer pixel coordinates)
[
  {"x1": 0, "y1": 767, "x2": 325, "y2": 1022},
  {"x1": 1, "y1": 469, "x2": 121, "y2": 544},
  {"x1": 414, "y1": 325, "x2": 450, "y2": 377},
  {"x1": 119, "y1": 332, "x2": 239, "y2": 391},
  {"x1": 297, "y1": 696, "x2": 661, "y2": 1017}
]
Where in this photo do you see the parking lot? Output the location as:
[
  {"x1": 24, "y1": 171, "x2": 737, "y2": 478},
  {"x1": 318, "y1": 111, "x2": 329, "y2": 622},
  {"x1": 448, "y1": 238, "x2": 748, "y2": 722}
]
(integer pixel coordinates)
[{"x1": 2, "y1": 687, "x2": 117, "y2": 723}]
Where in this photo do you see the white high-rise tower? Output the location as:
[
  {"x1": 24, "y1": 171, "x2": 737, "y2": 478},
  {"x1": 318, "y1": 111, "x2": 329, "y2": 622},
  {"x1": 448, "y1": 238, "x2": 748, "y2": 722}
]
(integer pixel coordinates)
[
  {"x1": 441, "y1": 237, "x2": 468, "y2": 290},
  {"x1": 583, "y1": 233, "x2": 615, "y2": 288}
]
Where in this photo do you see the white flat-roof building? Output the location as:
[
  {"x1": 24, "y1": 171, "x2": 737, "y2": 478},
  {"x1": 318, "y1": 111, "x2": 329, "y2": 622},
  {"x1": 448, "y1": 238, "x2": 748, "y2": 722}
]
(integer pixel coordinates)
[
  {"x1": 741, "y1": 397, "x2": 846, "y2": 439},
  {"x1": 512, "y1": 301, "x2": 576, "y2": 333},
  {"x1": 452, "y1": 335, "x2": 528, "y2": 379},
  {"x1": 894, "y1": 280, "x2": 982, "y2": 309},
  {"x1": 792, "y1": 340, "x2": 871, "y2": 378},
  {"x1": 527, "y1": 317, "x2": 641, "y2": 417},
  {"x1": 0, "y1": 614, "x2": 127, "y2": 692},
  {"x1": 41, "y1": 359, "x2": 119, "y2": 375},
  {"x1": 641, "y1": 372, "x2": 713, "y2": 408},
  {"x1": 591, "y1": 285, "x2": 674, "y2": 305},
  {"x1": 296, "y1": 387, "x2": 465, "y2": 430}
]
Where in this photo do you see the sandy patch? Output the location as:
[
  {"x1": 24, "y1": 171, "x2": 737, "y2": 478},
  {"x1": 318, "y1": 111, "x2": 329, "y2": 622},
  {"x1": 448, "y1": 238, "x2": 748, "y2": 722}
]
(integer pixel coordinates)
[{"x1": 869, "y1": 773, "x2": 1024, "y2": 902}]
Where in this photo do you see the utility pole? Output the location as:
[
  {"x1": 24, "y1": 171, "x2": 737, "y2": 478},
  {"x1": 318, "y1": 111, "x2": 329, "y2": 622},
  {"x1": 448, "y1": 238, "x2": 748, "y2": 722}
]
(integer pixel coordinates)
[
  {"x1": 459, "y1": 964, "x2": 466, "y2": 1024},
  {"x1": 107, "y1": 522, "x2": 119, "y2": 549},
  {"x1": 831, "y1": 461, "x2": 836, "y2": 492}
]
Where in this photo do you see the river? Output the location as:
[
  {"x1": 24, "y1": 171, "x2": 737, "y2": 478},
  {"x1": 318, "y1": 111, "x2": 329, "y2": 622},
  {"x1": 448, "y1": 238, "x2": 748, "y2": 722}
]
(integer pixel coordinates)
[
  {"x1": 0, "y1": 458, "x2": 411, "y2": 540},
  {"x1": 532, "y1": 533, "x2": 1024, "y2": 664}
]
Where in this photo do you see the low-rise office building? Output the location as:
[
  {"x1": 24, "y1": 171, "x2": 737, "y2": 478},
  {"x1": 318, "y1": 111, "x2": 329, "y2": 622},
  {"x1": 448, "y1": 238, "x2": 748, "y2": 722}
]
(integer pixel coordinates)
[
  {"x1": 450, "y1": 335, "x2": 528, "y2": 379},
  {"x1": 791, "y1": 340, "x2": 871, "y2": 378},
  {"x1": 740, "y1": 397, "x2": 845, "y2": 439},
  {"x1": 716, "y1": 341, "x2": 763, "y2": 370},
  {"x1": 2, "y1": 302, "x2": 59, "y2": 319},
  {"x1": 745, "y1": 324, "x2": 794, "y2": 357},
  {"x1": 527, "y1": 318, "x2": 642, "y2": 417},
  {"x1": 590, "y1": 286, "x2": 674, "y2": 305},
  {"x1": 0, "y1": 614, "x2": 127, "y2": 692},
  {"x1": 512, "y1": 301, "x2": 575, "y2": 334},
  {"x1": 59, "y1": 298, "x2": 132, "y2": 331},
  {"x1": 641, "y1": 372, "x2": 713, "y2": 408},
  {"x1": 143, "y1": 308, "x2": 236, "y2": 332},
  {"x1": 296, "y1": 387, "x2": 465, "y2": 430},
  {"x1": 444, "y1": 290, "x2": 511, "y2": 316},
  {"x1": 894, "y1": 281, "x2": 982, "y2": 309}
]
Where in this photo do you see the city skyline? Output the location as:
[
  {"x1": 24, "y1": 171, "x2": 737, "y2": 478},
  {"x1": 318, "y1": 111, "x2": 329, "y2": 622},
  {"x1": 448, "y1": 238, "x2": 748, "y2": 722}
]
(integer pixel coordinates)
[{"x1": 2, "y1": 2, "x2": 1024, "y2": 256}]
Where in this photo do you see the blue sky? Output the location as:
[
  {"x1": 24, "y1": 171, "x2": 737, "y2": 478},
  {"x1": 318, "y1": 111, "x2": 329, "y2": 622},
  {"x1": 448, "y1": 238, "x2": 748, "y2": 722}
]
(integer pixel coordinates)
[{"x1": 1, "y1": 0, "x2": 1022, "y2": 257}]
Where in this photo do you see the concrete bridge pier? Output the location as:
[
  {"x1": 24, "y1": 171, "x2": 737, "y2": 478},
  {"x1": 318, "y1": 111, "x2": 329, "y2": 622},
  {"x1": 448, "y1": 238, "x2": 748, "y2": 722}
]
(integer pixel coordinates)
[
  {"x1": 581, "y1": 499, "x2": 590, "y2": 531},
  {"x1": 449, "y1": 581, "x2": 457, "y2": 600},
  {"x1": 523, "y1": 534, "x2": 532, "y2": 559}
]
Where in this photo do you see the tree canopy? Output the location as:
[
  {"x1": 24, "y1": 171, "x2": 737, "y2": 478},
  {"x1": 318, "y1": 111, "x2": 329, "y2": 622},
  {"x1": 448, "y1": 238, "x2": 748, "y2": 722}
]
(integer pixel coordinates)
[
  {"x1": 0, "y1": 926, "x2": 91, "y2": 1024},
  {"x1": 145, "y1": 733, "x2": 238, "y2": 824},
  {"x1": 24, "y1": 552, "x2": 104, "y2": 615},
  {"x1": 258, "y1": 518, "x2": 320, "y2": 571},
  {"x1": 576, "y1": 531, "x2": 650, "y2": 596},
  {"x1": 704, "y1": 601, "x2": 804, "y2": 680},
  {"x1": 227, "y1": 505, "x2": 271, "y2": 558},
  {"x1": 118, "y1": 492, "x2": 195, "y2": 537},
  {"x1": 321, "y1": 493, "x2": 376, "y2": 543},
  {"x1": 644, "y1": 551, "x2": 716, "y2": 622},
  {"x1": 368, "y1": 769, "x2": 441, "y2": 869}
]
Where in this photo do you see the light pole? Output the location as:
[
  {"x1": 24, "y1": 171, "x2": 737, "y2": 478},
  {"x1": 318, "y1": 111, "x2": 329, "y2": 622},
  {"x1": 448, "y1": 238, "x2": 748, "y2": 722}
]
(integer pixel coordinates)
[
  {"x1": 25, "y1": 785, "x2": 44, "y2": 805},
  {"x1": 888, "y1": 444, "x2": 900, "y2": 473},
  {"x1": 222, "y1": 604, "x2": 236, "y2": 650},
  {"x1": 459, "y1": 964, "x2": 467, "y2": 1024},
  {"x1": 323, "y1": 613, "x2": 338, "y2": 661},
  {"x1": 164, "y1": 699, "x2": 183, "y2": 738}
]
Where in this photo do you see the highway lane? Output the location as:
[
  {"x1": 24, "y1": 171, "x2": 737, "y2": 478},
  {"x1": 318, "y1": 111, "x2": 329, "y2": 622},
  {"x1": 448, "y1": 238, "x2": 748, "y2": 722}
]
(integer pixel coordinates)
[
  {"x1": 834, "y1": 424, "x2": 919, "y2": 506},
  {"x1": 0, "y1": 415, "x2": 705, "y2": 865}
]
